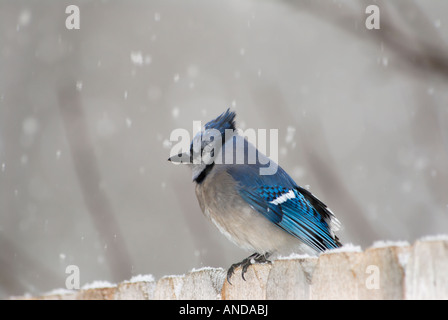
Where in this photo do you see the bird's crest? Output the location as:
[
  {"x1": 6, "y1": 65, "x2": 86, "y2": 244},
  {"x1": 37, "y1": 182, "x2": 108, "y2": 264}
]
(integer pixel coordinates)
[{"x1": 204, "y1": 108, "x2": 236, "y2": 138}]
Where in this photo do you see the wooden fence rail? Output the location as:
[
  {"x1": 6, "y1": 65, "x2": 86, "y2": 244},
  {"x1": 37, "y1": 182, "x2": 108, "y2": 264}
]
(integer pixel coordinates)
[{"x1": 14, "y1": 237, "x2": 448, "y2": 300}]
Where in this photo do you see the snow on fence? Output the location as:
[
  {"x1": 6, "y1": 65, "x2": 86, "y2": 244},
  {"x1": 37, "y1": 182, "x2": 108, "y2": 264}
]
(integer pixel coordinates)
[{"x1": 14, "y1": 237, "x2": 448, "y2": 300}]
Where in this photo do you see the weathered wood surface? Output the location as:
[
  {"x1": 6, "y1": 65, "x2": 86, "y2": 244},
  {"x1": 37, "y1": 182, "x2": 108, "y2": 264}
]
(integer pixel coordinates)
[{"x1": 14, "y1": 238, "x2": 448, "y2": 300}]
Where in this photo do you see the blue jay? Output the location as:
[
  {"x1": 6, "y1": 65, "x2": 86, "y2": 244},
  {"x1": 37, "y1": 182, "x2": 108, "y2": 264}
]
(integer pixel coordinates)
[{"x1": 168, "y1": 109, "x2": 342, "y2": 282}]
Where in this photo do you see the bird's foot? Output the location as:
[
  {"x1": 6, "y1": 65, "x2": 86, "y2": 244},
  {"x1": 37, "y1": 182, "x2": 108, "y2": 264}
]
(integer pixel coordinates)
[{"x1": 226, "y1": 252, "x2": 271, "y2": 284}]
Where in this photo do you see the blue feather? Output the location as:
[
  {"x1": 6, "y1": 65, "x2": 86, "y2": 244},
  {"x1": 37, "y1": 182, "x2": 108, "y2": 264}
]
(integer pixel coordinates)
[
  {"x1": 202, "y1": 111, "x2": 341, "y2": 252},
  {"x1": 204, "y1": 108, "x2": 236, "y2": 137},
  {"x1": 227, "y1": 159, "x2": 340, "y2": 252}
]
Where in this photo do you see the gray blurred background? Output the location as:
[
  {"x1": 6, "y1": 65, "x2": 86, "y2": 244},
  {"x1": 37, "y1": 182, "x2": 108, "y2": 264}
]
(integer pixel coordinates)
[{"x1": 1, "y1": 0, "x2": 448, "y2": 298}]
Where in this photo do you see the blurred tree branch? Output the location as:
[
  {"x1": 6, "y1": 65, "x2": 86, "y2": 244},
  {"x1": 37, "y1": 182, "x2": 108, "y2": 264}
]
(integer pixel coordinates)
[
  {"x1": 279, "y1": 0, "x2": 448, "y2": 241},
  {"x1": 284, "y1": 0, "x2": 448, "y2": 80},
  {"x1": 58, "y1": 79, "x2": 133, "y2": 282},
  {"x1": 0, "y1": 234, "x2": 63, "y2": 297}
]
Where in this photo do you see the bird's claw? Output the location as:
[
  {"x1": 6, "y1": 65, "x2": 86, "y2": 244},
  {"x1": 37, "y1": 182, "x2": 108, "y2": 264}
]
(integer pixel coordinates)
[{"x1": 226, "y1": 252, "x2": 271, "y2": 284}]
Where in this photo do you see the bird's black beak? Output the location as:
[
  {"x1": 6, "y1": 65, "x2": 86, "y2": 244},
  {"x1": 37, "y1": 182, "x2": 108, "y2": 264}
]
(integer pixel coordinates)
[{"x1": 168, "y1": 152, "x2": 191, "y2": 164}]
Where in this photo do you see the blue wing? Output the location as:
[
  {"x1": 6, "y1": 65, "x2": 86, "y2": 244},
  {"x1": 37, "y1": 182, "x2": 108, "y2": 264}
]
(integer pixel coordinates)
[{"x1": 227, "y1": 163, "x2": 341, "y2": 252}]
